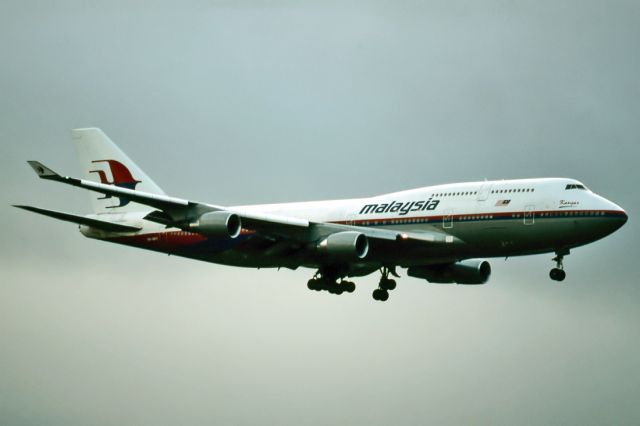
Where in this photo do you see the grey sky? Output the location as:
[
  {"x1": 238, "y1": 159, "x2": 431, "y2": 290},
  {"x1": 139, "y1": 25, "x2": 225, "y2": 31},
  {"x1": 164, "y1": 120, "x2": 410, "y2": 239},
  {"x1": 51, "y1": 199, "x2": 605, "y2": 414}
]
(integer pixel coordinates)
[{"x1": 1, "y1": 1, "x2": 639, "y2": 425}]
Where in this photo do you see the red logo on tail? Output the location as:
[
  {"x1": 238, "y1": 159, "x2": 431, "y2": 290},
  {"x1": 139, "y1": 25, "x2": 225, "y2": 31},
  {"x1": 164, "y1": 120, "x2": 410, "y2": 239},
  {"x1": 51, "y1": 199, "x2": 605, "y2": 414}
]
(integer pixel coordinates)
[{"x1": 90, "y1": 160, "x2": 141, "y2": 208}]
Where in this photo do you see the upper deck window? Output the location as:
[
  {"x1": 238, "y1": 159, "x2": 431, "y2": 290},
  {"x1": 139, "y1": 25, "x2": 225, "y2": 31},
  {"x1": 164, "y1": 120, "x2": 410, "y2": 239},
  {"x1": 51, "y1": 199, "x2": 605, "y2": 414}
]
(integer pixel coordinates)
[{"x1": 565, "y1": 184, "x2": 587, "y2": 190}]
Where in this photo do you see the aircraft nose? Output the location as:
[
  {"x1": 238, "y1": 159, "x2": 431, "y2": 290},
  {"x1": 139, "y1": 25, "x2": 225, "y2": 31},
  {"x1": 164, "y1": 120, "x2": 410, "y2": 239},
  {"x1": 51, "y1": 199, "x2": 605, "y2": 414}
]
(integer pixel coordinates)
[
  {"x1": 609, "y1": 202, "x2": 627, "y2": 224},
  {"x1": 607, "y1": 205, "x2": 628, "y2": 231},
  {"x1": 598, "y1": 196, "x2": 628, "y2": 233},
  {"x1": 620, "y1": 209, "x2": 628, "y2": 224}
]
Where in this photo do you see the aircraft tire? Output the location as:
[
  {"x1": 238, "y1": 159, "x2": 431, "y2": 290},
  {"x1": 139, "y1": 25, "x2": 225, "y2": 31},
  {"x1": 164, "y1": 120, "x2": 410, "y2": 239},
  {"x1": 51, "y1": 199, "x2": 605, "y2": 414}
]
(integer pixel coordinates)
[
  {"x1": 307, "y1": 279, "x2": 317, "y2": 290},
  {"x1": 549, "y1": 268, "x2": 566, "y2": 281},
  {"x1": 372, "y1": 288, "x2": 389, "y2": 301},
  {"x1": 382, "y1": 279, "x2": 396, "y2": 291},
  {"x1": 343, "y1": 281, "x2": 356, "y2": 293},
  {"x1": 378, "y1": 290, "x2": 389, "y2": 301},
  {"x1": 328, "y1": 284, "x2": 342, "y2": 294}
]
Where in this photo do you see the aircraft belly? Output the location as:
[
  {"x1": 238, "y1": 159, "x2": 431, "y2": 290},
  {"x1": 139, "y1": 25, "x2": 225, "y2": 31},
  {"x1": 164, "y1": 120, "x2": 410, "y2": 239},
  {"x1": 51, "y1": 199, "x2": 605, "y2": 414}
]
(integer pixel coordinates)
[{"x1": 444, "y1": 217, "x2": 610, "y2": 257}]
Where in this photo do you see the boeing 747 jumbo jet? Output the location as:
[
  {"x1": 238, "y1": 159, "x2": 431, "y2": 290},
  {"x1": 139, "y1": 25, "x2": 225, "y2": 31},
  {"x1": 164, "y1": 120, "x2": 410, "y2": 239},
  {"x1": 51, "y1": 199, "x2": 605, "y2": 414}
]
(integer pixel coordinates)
[{"x1": 16, "y1": 128, "x2": 628, "y2": 301}]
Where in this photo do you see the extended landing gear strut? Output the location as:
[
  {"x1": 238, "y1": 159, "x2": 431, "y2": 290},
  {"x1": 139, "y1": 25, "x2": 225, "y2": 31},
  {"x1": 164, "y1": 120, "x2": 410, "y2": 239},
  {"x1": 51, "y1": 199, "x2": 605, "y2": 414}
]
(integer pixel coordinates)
[
  {"x1": 307, "y1": 271, "x2": 355, "y2": 295},
  {"x1": 550, "y1": 249, "x2": 569, "y2": 282},
  {"x1": 372, "y1": 267, "x2": 399, "y2": 302}
]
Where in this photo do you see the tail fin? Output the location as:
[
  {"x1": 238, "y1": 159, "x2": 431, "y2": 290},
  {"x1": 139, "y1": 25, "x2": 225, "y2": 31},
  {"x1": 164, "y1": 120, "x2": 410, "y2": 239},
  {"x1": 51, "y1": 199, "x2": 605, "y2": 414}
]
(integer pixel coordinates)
[{"x1": 72, "y1": 128, "x2": 165, "y2": 213}]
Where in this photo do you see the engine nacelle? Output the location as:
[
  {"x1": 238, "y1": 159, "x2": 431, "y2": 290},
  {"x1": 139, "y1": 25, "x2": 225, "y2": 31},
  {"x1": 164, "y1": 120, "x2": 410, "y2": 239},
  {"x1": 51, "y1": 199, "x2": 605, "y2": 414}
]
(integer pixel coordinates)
[
  {"x1": 317, "y1": 231, "x2": 369, "y2": 260},
  {"x1": 190, "y1": 211, "x2": 241, "y2": 238},
  {"x1": 407, "y1": 259, "x2": 491, "y2": 285}
]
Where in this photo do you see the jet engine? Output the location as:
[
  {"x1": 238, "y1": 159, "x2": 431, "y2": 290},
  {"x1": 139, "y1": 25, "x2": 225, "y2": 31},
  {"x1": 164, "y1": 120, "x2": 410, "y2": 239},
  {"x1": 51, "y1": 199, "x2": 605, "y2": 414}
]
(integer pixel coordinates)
[
  {"x1": 190, "y1": 211, "x2": 241, "y2": 238},
  {"x1": 317, "y1": 231, "x2": 369, "y2": 260},
  {"x1": 407, "y1": 259, "x2": 491, "y2": 285}
]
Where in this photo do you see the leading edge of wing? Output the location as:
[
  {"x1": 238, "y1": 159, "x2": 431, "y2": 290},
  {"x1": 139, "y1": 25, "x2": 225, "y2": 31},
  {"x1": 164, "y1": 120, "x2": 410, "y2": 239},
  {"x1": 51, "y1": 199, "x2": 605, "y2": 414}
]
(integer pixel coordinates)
[{"x1": 317, "y1": 222, "x2": 464, "y2": 245}]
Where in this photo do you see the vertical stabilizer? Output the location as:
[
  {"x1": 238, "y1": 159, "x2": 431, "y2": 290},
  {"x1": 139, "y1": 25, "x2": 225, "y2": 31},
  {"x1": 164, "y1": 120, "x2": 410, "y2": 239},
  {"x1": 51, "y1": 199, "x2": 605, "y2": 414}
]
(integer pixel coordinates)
[{"x1": 72, "y1": 128, "x2": 165, "y2": 214}]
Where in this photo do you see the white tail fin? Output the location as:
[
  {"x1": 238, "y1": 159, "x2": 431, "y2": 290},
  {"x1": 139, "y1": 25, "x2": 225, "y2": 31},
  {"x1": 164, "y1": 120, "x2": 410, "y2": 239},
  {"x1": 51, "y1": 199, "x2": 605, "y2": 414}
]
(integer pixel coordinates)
[{"x1": 72, "y1": 128, "x2": 165, "y2": 214}]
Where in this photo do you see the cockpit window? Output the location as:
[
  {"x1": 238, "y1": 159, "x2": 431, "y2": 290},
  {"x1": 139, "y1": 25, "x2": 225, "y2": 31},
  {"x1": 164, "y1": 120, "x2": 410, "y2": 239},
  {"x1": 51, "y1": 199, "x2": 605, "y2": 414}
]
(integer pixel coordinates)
[{"x1": 565, "y1": 184, "x2": 587, "y2": 190}]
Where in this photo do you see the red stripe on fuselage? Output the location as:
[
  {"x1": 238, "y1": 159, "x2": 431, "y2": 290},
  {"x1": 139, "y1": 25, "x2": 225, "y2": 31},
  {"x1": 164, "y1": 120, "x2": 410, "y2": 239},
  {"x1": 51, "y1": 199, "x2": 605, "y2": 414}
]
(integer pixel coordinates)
[
  {"x1": 333, "y1": 209, "x2": 625, "y2": 226},
  {"x1": 105, "y1": 209, "x2": 624, "y2": 252},
  {"x1": 107, "y1": 228, "x2": 256, "y2": 251},
  {"x1": 109, "y1": 230, "x2": 207, "y2": 251}
]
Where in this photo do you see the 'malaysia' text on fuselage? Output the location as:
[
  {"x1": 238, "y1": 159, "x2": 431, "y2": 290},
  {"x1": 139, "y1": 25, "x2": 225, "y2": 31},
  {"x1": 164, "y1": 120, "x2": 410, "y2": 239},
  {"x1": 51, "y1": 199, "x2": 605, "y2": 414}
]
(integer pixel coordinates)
[{"x1": 359, "y1": 198, "x2": 441, "y2": 216}]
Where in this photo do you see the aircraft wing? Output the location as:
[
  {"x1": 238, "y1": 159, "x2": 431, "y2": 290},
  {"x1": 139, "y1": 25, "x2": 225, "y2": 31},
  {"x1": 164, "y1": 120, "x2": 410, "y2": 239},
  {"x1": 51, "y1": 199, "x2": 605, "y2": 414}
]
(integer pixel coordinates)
[
  {"x1": 27, "y1": 160, "x2": 312, "y2": 230},
  {"x1": 14, "y1": 205, "x2": 141, "y2": 233},
  {"x1": 26, "y1": 161, "x2": 461, "y2": 249}
]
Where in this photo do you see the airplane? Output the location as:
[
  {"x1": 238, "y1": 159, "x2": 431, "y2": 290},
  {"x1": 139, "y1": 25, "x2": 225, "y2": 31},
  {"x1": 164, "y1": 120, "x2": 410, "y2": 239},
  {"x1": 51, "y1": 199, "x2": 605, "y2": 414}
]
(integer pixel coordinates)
[{"x1": 15, "y1": 128, "x2": 628, "y2": 301}]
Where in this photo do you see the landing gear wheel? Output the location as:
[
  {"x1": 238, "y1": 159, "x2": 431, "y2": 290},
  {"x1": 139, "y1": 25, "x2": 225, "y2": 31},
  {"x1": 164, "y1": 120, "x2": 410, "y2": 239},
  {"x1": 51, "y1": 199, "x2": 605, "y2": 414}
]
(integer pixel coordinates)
[
  {"x1": 307, "y1": 270, "x2": 357, "y2": 296},
  {"x1": 373, "y1": 267, "x2": 398, "y2": 301},
  {"x1": 372, "y1": 288, "x2": 389, "y2": 301},
  {"x1": 381, "y1": 279, "x2": 396, "y2": 291},
  {"x1": 307, "y1": 279, "x2": 317, "y2": 291},
  {"x1": 342, "y1": 281, "x2": 356, "y2": 293},
  {"x1": 379, "y1": 289, "x2": 389, "y2": 301},
  {"x1": 549, "y1": 250, "x2": 569, "y2": 282},
  {"x1": 549, "y1": 268, "x2": 566, "y2": 282}
]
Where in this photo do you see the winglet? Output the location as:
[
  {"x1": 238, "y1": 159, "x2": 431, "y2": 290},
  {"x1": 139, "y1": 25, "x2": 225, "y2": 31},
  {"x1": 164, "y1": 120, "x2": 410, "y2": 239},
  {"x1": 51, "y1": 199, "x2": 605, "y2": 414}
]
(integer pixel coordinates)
[{"x1": 27, "y1": 161, "x2": 63, "y2": 181}]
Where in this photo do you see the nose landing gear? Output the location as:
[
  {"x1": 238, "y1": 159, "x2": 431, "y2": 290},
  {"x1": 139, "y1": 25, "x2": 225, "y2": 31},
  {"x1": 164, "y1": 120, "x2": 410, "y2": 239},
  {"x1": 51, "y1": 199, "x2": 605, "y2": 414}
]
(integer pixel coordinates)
[{"x1": 550, "y1": 250, "x2": 569, "y2": 282}]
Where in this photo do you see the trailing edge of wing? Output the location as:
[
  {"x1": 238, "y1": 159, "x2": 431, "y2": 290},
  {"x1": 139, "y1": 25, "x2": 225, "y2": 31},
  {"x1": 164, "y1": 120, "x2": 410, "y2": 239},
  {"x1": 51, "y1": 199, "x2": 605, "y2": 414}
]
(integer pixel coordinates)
[
  {"x1": 13, "y1": 205, "x2": 142, "y2": 233},
  {"x1": 27, "y1": 160, "x2": 208, "y2": 213}
]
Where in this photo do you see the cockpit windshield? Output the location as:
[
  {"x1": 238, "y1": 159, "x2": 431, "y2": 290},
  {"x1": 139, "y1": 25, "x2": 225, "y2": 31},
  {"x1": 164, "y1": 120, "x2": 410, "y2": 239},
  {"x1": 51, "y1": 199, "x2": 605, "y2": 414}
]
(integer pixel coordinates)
[{"x1": 565, "y1": 184, "x2": 587, "y2": 190}]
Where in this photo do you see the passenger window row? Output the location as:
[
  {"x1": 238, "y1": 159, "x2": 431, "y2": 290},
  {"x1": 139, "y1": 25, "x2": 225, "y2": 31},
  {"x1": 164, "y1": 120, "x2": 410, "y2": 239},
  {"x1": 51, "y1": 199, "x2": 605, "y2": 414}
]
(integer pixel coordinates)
[
  {"x1": 491, "y1": 188, "x2": 534, "y2": 194},
  {"x1": 540, "y1": 211, "x2": 605, "y2": 217},
  {"x1": 434, "y1": 191, "x2": 478, "y2": 197},
  {"x1": 433, "y1": 187, "x2": 537, "y2": 197}
]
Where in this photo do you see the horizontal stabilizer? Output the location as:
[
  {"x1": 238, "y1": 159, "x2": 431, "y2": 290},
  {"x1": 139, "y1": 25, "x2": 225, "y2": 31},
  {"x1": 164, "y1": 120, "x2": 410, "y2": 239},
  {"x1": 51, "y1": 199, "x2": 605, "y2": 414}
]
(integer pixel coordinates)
[{"x1": 13, "y1": 205, "x2": 141, "y2": 233}]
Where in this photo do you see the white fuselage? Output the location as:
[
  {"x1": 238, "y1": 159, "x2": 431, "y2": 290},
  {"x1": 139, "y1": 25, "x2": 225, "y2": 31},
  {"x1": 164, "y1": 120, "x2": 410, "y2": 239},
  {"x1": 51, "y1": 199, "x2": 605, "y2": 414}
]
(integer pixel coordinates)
[{"x1": 87, "y1": 177, "x2": 627, "y2": 271}]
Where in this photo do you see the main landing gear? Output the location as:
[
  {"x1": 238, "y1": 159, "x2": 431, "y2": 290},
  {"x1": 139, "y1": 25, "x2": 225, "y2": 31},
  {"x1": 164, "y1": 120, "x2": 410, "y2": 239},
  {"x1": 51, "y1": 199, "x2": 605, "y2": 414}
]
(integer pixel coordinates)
[
  {"x1": 550, "y1": 250, "x2": 569, "y2": 282},
  {"x1": 372, "y1": 267, "x2": 399, "y2": 302},
  {"x1": 307, "y1": 271, "x2": 356, "y2": 295}
]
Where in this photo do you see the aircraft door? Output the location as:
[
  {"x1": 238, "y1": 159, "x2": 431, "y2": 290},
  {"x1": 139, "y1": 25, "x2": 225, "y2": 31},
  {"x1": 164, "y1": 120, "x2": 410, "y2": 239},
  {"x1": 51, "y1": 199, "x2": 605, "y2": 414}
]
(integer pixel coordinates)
[
  {"x1": 443, "y1": 209, "x2": 453, "y2": 229},
  {"x1": 477, "y1": 183, "x2": 492, "y2": 201},
  {"x1": 524, "y1": 205, "x2": 535, "y2": 225}
]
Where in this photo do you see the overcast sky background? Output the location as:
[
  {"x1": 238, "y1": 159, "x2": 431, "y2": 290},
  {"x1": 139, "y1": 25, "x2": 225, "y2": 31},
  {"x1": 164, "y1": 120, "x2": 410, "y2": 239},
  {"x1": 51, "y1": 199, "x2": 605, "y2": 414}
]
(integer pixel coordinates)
[{"x1": 1, "y1": 1, "x2": 639, "y2": 425}]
